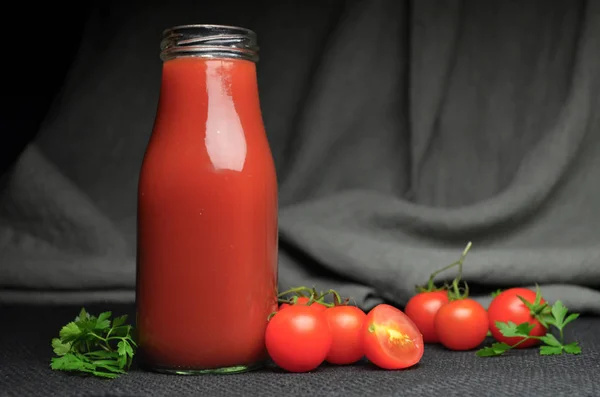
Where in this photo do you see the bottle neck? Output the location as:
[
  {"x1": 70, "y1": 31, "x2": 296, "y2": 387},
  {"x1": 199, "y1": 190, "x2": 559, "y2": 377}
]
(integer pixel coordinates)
[
  {"x1": 160, "y1": 24, "x2": 259, "y2": 62},
  {"x1": 155, "y1": 24, "x2": 262, "y2": 134},
  {"x1": 158, "y1": 56, "x2": 260, "y2": 117}
]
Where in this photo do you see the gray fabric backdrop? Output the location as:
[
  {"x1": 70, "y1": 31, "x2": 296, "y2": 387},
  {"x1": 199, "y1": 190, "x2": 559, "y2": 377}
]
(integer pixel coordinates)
[{"x1": 1, "y1": 0, "x2": 599, "y2": 313}]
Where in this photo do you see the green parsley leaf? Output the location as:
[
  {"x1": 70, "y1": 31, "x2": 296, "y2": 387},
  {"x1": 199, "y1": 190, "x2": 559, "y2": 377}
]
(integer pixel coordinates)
[
  {"x1": 496, "y1": 321, "x2": 534, "y2": 338},
  {"x1": 85, "y1": 351, "x2": 120, "y2": 360},
  {"x1": 563, "y1": 342, "x2": 582, "y2": 355},
  {"x1": 562, "y1": 313, "x2": 580, "y2": 328},
  {"x1": 538, "y1": 333, "x2": 562, "y2": 347},
  {"x1": 551, "y1": 301, "x2": 567, "y2": 327},
  {"x1": 59, "y1": 322, "x2": 81, "y2": 342},
  {"x1": 478, "y1": 290, "x2": 583, "y2": 358},
  {"x1": 476, "y1": 322, "x2": 536, "y2": 357},
  {"x1": 51, "y1": 338, "x2": 71, "y2": 356},
  {"x1": 95, "y1": 312, "x2": 112, "y2": 331},
  {"x1": 50, "y1": 308, "x2": 136, "y2": 379},
  {"x1": 75, "y1": 308, "x2": 91, "y2": 322},
  {"x1": 515, "y1": 322, "x2": 536, "y2": 336},
  {"x1": 51, "y1": 353, "x2": 89, "y2": 372},
  {"x1": 117, "y1": 340, "x2": 134, "y2": 358},
  {"x1": 112, "y1": 315, "x2": 128, "y2": 328},
  {"x1": 476, "y1": 342, "x2": 511, "y2": 357},
  {"x1": 540, "y1": 345, "x2": 564, "y2": 355}
]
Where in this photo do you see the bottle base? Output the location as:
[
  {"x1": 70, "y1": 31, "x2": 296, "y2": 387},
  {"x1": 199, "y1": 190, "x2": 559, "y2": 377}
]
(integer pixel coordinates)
[{"x1": 141, "y1": 362, "x2": 264, "y2": 375}]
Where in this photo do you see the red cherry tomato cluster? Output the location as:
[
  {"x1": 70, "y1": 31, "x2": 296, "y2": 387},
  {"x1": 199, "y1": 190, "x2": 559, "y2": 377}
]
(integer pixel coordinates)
[
  {"x1": 265, "y1": 289, "x2": 424, "y2": 373},
  {"x1": 266, "y1": 242, "x2": 554, "y2": 372},
  {"x1": 404, "y1": 242, "x2": 548, "y2": 351}
]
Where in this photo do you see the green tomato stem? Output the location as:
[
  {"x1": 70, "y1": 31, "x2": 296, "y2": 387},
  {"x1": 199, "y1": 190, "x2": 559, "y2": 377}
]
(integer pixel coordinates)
[
  {"x1": 420, "y1": 242, "x2": 472, "y2": 293},
  {"x1": 315, "y1": 289, "x2": 342, "y2": 307},
  {"x1": 277, "y1": 286, "x2": 313, "y2": 298}
]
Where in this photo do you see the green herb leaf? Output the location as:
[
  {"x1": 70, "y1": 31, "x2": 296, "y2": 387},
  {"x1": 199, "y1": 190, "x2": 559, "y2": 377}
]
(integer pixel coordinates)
[
  {"x1": 476, "y1": 342, "x2": 512, "y2": 357},
  {"x1": 563, "y1": 342, "x2": 582, "y2": 355},
  {"x1": 478, "y1": 291, "x2": 583, "y2": 359},
  {"x1": 540, "y1": 345, "x2": 564, "y2": 355},
  {"x1": 51, "y1": 338, "x2": 72, "y2": 356},
  {"x1": 50, "y1": 308, "x2": 136, "y2": 379},
  {"x1": 515, "y1": 322, "x2": 536, "y2": 336},
  {"x1": 84, "y1": 351, "x2": 120, "y2": 359},
  {"x1": 112, "y1": 315, "x2": 128, "y2": 328},
  {"x1": 95, "y1": 312, "x2": 112, "y2": 331},
  {"x1": 117, "y1": 340, "x2": 134, "y2": 359},
  {"x1": 51, "y1": 353, "x2": 88, "y2": 371},
  {"x1": 561, "y1": 313, "x2": 580, "y2": 329},
  {"x1": 59, "y1": 322, "x2": 81, "y2": 342},
  {"x1": 496, "y1": 321, "x2": 534, "y2": 338},
  {"x1": 551, "y1": 301, "x2": 568, "y2": 327},
  {"x1": 538, "y1": 333, "x2": 562, "y2": 347},
  {"x1": 75, "y1": 308, "x2": 91, "y2": 322}
]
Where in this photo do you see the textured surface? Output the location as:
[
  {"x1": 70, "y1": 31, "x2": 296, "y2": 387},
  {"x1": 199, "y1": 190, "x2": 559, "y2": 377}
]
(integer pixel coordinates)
[
  {"x1": 1, "y1": 0, "x2": 600, "y2": 313},
  {"x1": 1, "y1": 304, "x2": 599, "y2": 397}
]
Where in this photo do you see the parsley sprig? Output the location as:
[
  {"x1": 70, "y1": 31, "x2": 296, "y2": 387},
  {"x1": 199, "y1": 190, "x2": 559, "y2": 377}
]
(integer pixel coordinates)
[
  {"x1": 476, "y1": 298, "x2": 582, "y2": 357},
  {"x1": 50, "y1": 308, "x2": 137, "y2": 378}
]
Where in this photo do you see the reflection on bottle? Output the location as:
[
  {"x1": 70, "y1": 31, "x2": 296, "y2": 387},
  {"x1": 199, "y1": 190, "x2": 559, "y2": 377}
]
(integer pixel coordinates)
[{"x1": 204, "y1": 61, "x2": 247, "y2": 172}]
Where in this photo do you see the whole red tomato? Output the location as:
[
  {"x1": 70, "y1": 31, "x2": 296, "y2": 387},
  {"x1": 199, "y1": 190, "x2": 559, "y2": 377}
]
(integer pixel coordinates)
[
  {"x1": 487, "y1": 288, "x2": 547, "y2": 348},
  {"x1": 434, "y1": 299, "x2": 489, "y2": 351},
  {"x1": 265, "y1": 305, "x2": 332, "y2": 372},
  {"x1": 404, "y1": 291, "x2": 449, "y2": 343},
  {"x1": 362, "y1": 304, "x2": 424, "y2": 370},
  {"x1": 279, "y1": 296, "x2": 328, "y2": 312},
  {"x1": 325, "y1": 305, "x2": 366, "y2": 365}
]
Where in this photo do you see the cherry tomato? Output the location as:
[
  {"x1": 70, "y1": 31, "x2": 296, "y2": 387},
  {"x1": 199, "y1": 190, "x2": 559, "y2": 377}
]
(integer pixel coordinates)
[
  {"x1": 279, "y1": 296, "x2": 328, "y2": 312},
  {"x1": 325, "y1": 305, "x2": 367, "y2": 365},
  {"x1": 362, "y1": 304, "x2": 424, "y2": 370},
  {"x1": 265, "y1": 305, "x2": 332, "y2": 372},
  {"x1": 487, "y1": 288, "x2": 547, "y2": 348},
  {"x1": 404, "y1": 291, "x2": 449, "y2": 343},
  {"x1": 434, "y1": 299, "x2": 489, "y2": 351}
]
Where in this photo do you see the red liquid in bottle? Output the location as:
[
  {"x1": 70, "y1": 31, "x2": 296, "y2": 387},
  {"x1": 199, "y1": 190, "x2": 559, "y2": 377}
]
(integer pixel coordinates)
[{"x1": 136, "y1": 25, "x2": 278, "y2": 374}]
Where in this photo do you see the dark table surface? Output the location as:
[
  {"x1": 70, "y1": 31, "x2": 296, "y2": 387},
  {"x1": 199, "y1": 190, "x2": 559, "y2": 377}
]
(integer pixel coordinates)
[{"x1": 1, "y1": 303, "x2": 599, "y2": 397}]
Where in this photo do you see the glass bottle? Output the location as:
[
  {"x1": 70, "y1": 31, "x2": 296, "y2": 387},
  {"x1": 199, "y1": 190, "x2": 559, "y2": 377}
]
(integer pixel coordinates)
[{"x1": 136, "y1": 24, "x2": 279, "y2": 374}]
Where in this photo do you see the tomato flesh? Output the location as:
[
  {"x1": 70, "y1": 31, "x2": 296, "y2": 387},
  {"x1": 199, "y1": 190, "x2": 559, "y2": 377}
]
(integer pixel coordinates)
[
  {"x1": 265, "y1": 305, "x2": 332, "y2": 372},
  {"x1": 488, "y1": 288, "x2": 547, "y2": 348},
  {"x1": 404, "y1": 291, "x2": 449, "y2": 343},
  {"x1": 362, "y1": 304, "x2": 424, "y2": 370}
]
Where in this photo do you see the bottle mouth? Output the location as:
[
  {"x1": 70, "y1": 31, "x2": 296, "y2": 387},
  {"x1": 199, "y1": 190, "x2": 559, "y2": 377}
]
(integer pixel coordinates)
[{"x1": 160, "y1": 24, "x2": 259, "y2": 62}]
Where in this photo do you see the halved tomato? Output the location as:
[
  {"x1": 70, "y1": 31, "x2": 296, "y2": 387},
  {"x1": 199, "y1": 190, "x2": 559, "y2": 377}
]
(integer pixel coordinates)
[{"x1": 362, "y1": 304, "x2": 424, "y2": 370}]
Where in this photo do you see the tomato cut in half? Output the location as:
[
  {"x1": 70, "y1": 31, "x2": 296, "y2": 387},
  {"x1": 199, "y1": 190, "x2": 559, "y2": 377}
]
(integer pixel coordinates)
[{"x1": 362, "y1": 304, "x2": 424, "y2": 370}]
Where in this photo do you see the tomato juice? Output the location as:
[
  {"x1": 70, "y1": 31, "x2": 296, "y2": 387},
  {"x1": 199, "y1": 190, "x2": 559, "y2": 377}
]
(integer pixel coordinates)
[{"x1": 136, "y1": 25, "x2": 278, "y2": 374}]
